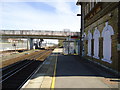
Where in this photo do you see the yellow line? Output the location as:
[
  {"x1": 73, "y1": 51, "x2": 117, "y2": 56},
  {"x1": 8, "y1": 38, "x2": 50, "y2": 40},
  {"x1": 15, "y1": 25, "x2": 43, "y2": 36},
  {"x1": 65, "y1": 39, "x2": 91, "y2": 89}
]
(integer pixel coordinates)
[
  {"x1": 74, "y1": 54, "x2": 78, "y2": 55},
  {"x1": 51, "y1": 54, "x2": 58, "y2": 90}
]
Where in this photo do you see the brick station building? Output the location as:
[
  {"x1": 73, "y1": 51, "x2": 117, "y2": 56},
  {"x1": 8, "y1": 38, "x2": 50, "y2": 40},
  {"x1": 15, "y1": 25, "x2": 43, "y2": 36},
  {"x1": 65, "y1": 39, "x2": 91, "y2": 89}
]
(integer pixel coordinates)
[{"x1": 76, "y1": 1, "x2": 120, "y2": 73}]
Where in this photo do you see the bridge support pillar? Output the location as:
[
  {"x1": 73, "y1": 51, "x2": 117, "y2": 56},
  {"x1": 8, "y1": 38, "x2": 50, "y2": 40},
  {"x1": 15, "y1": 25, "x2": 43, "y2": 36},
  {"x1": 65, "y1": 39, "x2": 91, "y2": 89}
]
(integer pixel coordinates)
[
  {"x1": 27, "y1": 38, "x2": 33, "y2": 50},
  {"x1": 30, "y1": 38, "x2": 33, "y2": 50}
]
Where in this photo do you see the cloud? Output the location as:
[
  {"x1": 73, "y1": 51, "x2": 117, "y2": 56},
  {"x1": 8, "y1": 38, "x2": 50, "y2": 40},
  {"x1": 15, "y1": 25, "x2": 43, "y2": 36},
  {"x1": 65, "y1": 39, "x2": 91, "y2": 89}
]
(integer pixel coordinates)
[{"x1": 1, "y1": 1, "x2": 80, "y2": 32}]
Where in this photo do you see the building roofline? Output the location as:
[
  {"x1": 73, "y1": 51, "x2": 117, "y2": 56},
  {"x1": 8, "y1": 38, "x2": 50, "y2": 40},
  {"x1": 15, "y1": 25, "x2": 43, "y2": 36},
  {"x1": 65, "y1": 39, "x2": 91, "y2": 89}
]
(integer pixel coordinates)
[{"x1": 76, "y1": 0, "x2": 81, "y2": 5}]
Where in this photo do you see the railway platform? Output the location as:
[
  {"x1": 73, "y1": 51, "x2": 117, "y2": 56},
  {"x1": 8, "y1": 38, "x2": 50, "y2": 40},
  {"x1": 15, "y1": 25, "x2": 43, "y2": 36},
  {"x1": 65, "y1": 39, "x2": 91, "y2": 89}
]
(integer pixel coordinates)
[{"x1": 21, "y1": 48, "x2": 119, "y2": 89}]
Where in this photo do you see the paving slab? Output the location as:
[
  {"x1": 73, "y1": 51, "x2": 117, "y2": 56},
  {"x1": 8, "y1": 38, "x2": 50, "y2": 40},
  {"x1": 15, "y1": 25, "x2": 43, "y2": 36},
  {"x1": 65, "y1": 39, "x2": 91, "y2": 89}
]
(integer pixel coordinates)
[
  {"x1": 21, "y1": 48, "x2": 62, "y2": 89},
  {"x1": 55, "y1": 55, "x2": 119, "y2": 89},
  {"x1": 21, "y1": 48, "x2": 119, "y2": 89}
]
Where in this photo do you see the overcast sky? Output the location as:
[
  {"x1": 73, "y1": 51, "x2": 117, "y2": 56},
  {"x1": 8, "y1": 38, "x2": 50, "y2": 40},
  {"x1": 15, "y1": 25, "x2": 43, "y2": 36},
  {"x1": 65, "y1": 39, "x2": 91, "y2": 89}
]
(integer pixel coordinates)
[{"x1": 0, "y1": 0, "x2": 81, "y2": 32}]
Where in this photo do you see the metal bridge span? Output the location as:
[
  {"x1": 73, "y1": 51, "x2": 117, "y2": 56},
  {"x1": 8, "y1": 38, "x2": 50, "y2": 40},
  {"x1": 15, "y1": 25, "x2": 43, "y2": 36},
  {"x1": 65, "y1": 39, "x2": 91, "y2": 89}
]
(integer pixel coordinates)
[{"x1": 0, "y1": 30, "x2": 80, "y2": 40}]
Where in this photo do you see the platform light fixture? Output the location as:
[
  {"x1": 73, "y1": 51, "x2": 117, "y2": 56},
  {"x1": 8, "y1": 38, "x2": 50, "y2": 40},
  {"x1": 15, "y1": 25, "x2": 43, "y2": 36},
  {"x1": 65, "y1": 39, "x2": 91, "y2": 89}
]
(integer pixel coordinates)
[{"x1": 77, "y1": 14, "x2": 81, "y2": 16}]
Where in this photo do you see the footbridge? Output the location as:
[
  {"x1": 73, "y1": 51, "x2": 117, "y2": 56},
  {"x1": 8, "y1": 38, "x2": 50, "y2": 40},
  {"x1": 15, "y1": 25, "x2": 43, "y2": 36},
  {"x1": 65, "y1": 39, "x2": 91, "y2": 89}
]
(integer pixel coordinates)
[
  {"x1": 0, "y1": 30, "x2": 80, "y2": 50},
  {"x1": 0, "y1": 30, "x2": 80, "y2": 39}
]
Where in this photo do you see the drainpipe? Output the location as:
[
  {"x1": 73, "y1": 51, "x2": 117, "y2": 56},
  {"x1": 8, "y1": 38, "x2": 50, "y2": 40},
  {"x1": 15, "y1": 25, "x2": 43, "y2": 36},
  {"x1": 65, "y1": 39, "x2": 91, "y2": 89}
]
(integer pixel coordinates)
[
  {"x1": 77, "y1": 2, "x2": 84, "y2": 57},
  {"x1": 118, "y1": 1, "x2": 120, "y2": 73}
]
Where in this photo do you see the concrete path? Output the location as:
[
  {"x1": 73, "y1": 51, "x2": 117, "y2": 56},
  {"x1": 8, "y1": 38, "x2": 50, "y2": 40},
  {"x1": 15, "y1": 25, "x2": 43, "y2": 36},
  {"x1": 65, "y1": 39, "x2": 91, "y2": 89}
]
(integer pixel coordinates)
[{"x1": 55, "y1": 55, "x2": 119, "y2": 88}]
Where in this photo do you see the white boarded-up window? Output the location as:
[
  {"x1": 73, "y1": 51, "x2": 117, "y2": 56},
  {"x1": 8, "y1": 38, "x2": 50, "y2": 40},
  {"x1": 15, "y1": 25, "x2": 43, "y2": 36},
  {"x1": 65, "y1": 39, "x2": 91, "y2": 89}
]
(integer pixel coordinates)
[
  {"x1": 102, "y1": 22, "x2": 114, "y2": 64},
  {"x1": 93, "y1": 27, "x2": 100, "y2": 59},
  {"x1": 82, "y1": 33, "x2": 87, "y2": 40},
  {"x1": 82, "y1": 33, "x2": 87, "y2": 56},
  {"x1": 87, "y1": 31, "x2": 92, "y2": 56}
]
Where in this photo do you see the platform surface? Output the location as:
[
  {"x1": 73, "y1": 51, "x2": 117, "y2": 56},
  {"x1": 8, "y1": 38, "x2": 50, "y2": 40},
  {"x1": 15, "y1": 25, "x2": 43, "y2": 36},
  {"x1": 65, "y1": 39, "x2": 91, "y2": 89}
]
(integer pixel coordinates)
[
  {"x1": 21, "y1": 48, "x2": 119, "y2": 89},
  {"x1": 55, "y1": 55, "x2": 119, "y2": 88}
]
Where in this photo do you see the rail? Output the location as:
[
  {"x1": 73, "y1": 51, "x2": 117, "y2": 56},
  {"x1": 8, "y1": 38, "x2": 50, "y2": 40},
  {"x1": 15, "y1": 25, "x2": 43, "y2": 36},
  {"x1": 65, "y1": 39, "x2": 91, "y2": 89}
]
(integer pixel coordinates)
[{"x1": 1, "y1": 49, "x2": 53, "y2": 89}]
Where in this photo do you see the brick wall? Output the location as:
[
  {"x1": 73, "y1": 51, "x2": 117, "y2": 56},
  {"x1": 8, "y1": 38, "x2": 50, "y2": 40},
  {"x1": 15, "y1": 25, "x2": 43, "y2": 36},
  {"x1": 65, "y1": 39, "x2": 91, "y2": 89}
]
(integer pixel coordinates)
[{"x1": 83, "y1": 7, "x2": 119, "y2": 72}]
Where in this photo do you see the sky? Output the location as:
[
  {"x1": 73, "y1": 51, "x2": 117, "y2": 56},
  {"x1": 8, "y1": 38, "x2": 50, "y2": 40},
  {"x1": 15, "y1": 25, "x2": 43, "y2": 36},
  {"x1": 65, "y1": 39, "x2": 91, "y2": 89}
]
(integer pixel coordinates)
[{"x1": 0, "y1": 0, "x2": 81, "y2": 32}]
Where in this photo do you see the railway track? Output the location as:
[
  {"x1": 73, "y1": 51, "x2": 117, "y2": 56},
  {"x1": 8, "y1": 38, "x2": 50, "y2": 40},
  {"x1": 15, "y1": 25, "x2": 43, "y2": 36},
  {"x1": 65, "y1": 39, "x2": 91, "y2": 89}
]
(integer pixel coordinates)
[
  {"x1": 1, "y1": 49, "x2": 53, "y2": 89},
  {"x1": 1, "y1": 49, "x2": 46, "y2": 68}
]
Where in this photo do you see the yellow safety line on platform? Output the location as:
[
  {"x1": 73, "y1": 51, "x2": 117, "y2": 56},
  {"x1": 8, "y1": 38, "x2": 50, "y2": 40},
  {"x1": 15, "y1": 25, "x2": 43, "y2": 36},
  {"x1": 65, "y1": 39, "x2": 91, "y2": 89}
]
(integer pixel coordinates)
[{"x1": 51, "y1": 54, "x2": 58, "y2": 90}]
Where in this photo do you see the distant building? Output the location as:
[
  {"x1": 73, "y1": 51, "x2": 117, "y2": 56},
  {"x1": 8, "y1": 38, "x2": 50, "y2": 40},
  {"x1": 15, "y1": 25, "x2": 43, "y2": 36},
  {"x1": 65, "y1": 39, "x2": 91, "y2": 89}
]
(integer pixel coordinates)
[
  {"x1": 8, "y1": 38, "x2": 23, "y2": 43},
  {"x1": 77, "y1": 1, "x2": 120, "y2": 72}
]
